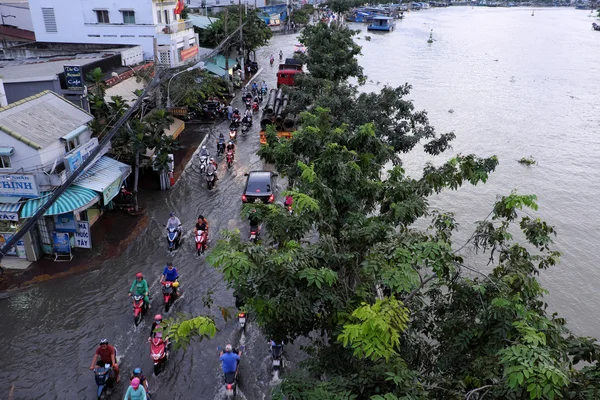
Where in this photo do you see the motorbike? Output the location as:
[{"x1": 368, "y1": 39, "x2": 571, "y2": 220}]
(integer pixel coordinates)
[
  {"x1": 161, "y1": 280, "x2": 178, "y2": 312},
  {"x1": 245, "y1": 99, "x2": 252, "y2": 111},
  {"x1": 238, "y1": 311, "x2": 247, "y2": 330},
  {"x1": 241, "y1": 123, "x2": 250, "y2": 137},
  {"x1": 150, "y1": 332, "x2": 169, "y2": 376},
  {"x1": 166, "y1": 226, "x2": 181, "y2": 252},
  {"x1": 270, "y1": 57, "x2": 274, "y2": 66},
  {"x1": 271, "y1": 342, "x2": 284, "y2": 372},
  {"x1": 261, "y1": 87, "x2": 267, "y2": 97},
  {"x1": 249, "y1": 223, "x2": 260, "y2": 243},
  {"x1": 217, "y1": 141, "x2": 226, "y2": 157},
  {"x1": 195, "y1": 229, "x2": 208, "y2": 256},
  {"x1": 199, "y1": 155, "x2": 208, "y2": 174},
  {"x1": 226, "y1": 150, "x2": 234, "y2": 169},
  {"x1": 218, "y1": 346, "x2": 243, "y2": 398},
  {"x1": 229, "y1": 127, "x2": 237, "y2": 142},
  {"x1": 207, "y1": 171, "x2": 216, "y2": 190},
  {"x1": 94, "y1": 363, "x2": 115, "y2": 399},
  {"x1": 132, "y1": 294, "x2": 148, "y2": 326},
  {"x1": 252, "y1": 101, "x2": 259, "y2": 112}
]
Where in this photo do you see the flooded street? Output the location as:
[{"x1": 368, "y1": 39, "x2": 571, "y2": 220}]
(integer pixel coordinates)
[{"x1": 1, "y1": 7, "x2": 600, "y2": 399}]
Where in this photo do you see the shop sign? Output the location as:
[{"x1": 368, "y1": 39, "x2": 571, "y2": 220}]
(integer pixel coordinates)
[
  {"x1": 64, "y1": 138, "x2": 98, "y2": 176},
  {"x1": 103, "y1": 177, "x2": 122, "y2": 204},
  {"x1": 0, "y1": 233, "x2": 25, "y2": 257},
  {"x1": 52, "y1": 232, "x2": 71, "y2": 253},
  {"x1": 64, "y1": 65, "x2": 84, "y2": 91},
  {"x1": 54, "y1": 212, "x2": 77, "y2": 232},
  {"x1": 181, "y1": 45, "x2": 199, "y2": 61},
  {"x1": 0, "y1": 212, "x2": 18, "y2": 221},
  {"x1": 74, "y1": 221, "x2": 91, "y2": 249},
  {"x1": 0, "y1": 174, "x2": 39, "y2": 198}
]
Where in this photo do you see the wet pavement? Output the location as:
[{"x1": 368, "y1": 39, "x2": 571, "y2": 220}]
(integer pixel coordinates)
[{"x1": 0, "y1": 33, "x2": 302, "y2": 400}]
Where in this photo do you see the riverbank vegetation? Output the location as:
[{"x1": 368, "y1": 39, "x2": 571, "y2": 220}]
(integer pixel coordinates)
[{"x1": 205, "y1": 21, "x2": 600, "y2": 400}]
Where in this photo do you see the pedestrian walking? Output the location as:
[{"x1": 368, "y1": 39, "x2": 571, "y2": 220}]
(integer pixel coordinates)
[{"x1": 226, "y1": 104, "x2": 233, "y2": 121}]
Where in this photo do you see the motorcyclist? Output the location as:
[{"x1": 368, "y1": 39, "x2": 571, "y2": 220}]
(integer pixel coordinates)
[
  {"x1": 206, "y1": 158, "x2": 218, "y2": 180},
  {"x1": 128, "y1": 272, "x2": 150, "y2": 307},
  {"x1": 219, "y1": 344, "x2": 242, "y2": 379},
  {"x1": 130, "y1": 368, "x2": 149, "y2": 393},
  {"x1": 124, "y1": 377, "x2": 147, "y2": 400},
  {"x1": 226, "y1": 141, "x2": 236, "y2": 155},
  {"x1": 232, "y1": 108, "x2": 241, "y2": 121},
  {"x1": 279, "y1": 50, "x2": 283, "y2": 61},
  {"x1": 195, "y1": 215, "x2": 209, "y2": 234},
  {"x1": 149, "y1": 314, "x2": 167, "y2": 341},
  {"x1": 217, "y1": 132, "x2": 226, "y2": 155},
  {"x1": 199, "y1": 145, "x2": 209, "y2": 158},
  {"x1": 90, "y1": 338, "x2": 120, "y2": 383},
  {"x1": 285, "y1": 195, "x2": 293, "y2": 209},
  {"x1": 249, "y1": 208, "x2": 260, "y2": 228},
  {"x1": 166, "y1": 212, "x2": 182, "y2": 236},
  {"x1": 251, "y1": 82, "x2": 258, "y2": 94},
  {"x1": 261, "y1": 81, "x2": 268, "y2": 94},
  {"x1": 270, "y1": 54, "x2": 274, "y2": 65},
  {"x1": 161, "y1": 262, "x2": 179, "y2": 283}
]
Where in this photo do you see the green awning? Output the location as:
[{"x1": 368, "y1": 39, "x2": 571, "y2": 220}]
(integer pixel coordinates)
[
  {"x1": 204, "y1": 62, "x2": 228, "y2": 77},
  {"x1": 20, "y1": 186, "x2": 99, "y2": 218},
  {"x1": 0, "y1": 146, "x2": 14, "y2": 156},
  {"x1": 209, "y1": 54, "x2": 238, "y2": 70}
]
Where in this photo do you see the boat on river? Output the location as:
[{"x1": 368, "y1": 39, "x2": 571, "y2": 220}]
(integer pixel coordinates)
[{"x1": 367, "y1": 16, "x2": 396, "y2": 32}]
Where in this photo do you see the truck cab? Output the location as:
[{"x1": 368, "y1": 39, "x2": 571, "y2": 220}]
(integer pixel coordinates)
[{"x1": 277, "y1": 58, "x2": 303, "y2": 88}]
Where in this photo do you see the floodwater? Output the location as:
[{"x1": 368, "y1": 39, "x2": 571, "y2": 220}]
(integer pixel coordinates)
[{"x1": 1, "y1": 7, "x2": 599, "y2": 399}]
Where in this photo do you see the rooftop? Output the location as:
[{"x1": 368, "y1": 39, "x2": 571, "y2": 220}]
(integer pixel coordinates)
[
  {"x1": 188, "y1": 14, "x2": 218, "y2": 29},
  {"x1": 0, "y1": 52, "x2": 120, "y2": 83},
  {"x1": 0, "y1": 91, "x2": 93, "y2": 149}
]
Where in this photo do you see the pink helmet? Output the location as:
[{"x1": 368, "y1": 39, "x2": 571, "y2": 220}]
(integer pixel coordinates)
[
  {"x1": 154, "y1": 314, "x2": 162, "y2": 322},
  {"x1": 131, "y1": 377, "x2": 140, "y2": 388}
]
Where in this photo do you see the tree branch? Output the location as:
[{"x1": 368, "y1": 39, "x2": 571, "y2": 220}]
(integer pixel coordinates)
[
  {"x1": 403, "y1": 274, "x2": 436, "y2": 303},
  {"x1": 466, "y1": 385, "x2": 494, "y2": 400}
]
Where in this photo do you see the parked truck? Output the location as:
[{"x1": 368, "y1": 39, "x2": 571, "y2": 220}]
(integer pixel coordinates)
[{"x1": 276, "y1": 58, "x2": 303, "y2": 88}]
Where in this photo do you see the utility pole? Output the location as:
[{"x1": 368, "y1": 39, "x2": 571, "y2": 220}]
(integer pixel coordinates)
[{"x1": 239, "y1": 0, "x2": 245, "y2": 81}]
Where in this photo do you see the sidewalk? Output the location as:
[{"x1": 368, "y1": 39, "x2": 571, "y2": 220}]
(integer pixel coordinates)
[{"x1": 0, "y1": 124, "x2": 209, "y2": 294}]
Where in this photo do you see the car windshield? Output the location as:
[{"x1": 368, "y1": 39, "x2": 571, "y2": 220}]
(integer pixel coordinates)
[{"x1": 246, "y1": 177, "x2": 270, "y2": 193}]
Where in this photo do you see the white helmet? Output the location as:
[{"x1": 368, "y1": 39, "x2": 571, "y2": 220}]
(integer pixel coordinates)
[
  {"x1": 225, "y1": 344, "x2": 232, "y2": 352},
  {"x1": 202, "y1": 145, "x2": 207, "y2": 150},
  {"x1": 210, "y1": 157, "x2": 214, "y2": 162}
]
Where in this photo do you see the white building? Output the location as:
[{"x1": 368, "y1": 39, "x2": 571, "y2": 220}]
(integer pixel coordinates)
[
  {"x1": 28, "y1": 0, "x2": 199, "y2": 68},
  {"x1": 0, "y1": 90, "x2": 131, "y2": 263},
  {"x1": 0, "y1": 0, "x2": 34, "y2": 31}
]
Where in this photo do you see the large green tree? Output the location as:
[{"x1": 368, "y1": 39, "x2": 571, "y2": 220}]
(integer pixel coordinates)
[
  {"x1": 196, "y1": 7, "x2": 272, "y2": 61},
  {"x1": 204, "y1": 23, "x2": 600, "y2": 400}
]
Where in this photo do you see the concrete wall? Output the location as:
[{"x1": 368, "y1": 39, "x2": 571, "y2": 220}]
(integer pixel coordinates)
[
  {"x1": 3, "y1": 79, "x2": 58, "y2": 105},
  {"x1": 0, "y1": 131, "x2": 43, "y2": 173},
  {"x1": 0, "y1": 3, "x2": 34, "y2": 31}
]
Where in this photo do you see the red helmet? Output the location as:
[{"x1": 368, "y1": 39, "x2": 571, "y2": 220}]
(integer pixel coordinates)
[
  {"x1": 154, "y1": 314, "x2": 163, "y2": 322},
  {"x1": 136, "y1": 272, "x2": 143, "y2": 279}
]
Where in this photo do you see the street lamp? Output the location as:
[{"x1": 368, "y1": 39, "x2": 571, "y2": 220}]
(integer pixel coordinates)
[
  {"x1": 166, "y1": 61, "x2": 205, "y2": 108},
  {"x1": 1, "y1": 14, "x2": 16, "y2": 49}
]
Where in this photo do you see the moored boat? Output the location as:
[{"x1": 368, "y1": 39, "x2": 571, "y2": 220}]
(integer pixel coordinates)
[{"x1": 367, "y1": 16, "x2": 396, "y2": 32}]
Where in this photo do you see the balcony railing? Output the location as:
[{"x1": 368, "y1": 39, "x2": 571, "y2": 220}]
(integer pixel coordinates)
[{"x1": 156, "y1": 20, "x2": 193, "y2": 35}]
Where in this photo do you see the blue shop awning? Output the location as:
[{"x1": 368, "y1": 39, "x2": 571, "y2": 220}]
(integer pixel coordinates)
[
  {"x1": 75, "y1": 156, "x2": 131, "y2": 192},
  {"x1": 20, "y1": 186, "x2": 99, "y2": 218},
  {"x1": 0, "y1": 196, "x2": 22, "y2": 213},
  {"x1": 61, "y1": 125, "x2": 88, "y2": 141},
  {"x1": 0, "y1": 146, "x2": 14, "y2": 156}
]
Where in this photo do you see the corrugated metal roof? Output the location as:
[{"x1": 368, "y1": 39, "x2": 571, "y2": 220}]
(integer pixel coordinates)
[
  {"x1": 188, "y1": 14, "x2": 218, "y2": 29},
  {"x1": 74, "y1": 156, "x2": 131, "y2": 192},
  {"x1": 104, "y1": 76, "x2": 146, "y2": 105},
  {"x1": 0, "y1": 91, "x2": 93, "y2": 149},
  {"x1": 20, "y1": 186, "x2": 99, "y2": 218}
]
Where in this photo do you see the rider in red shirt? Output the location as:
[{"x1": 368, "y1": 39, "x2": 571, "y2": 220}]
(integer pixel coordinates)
[{"x1": 89, "y1": 338, "x2": 120, "y2": 383}]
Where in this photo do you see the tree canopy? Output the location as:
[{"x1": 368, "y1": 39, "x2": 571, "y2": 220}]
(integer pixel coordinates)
[
  {"x1": 196, "y1": 7, "x2": 272, "y2": 60},
  {"x1": 204, "y1": 22, "x2": 600, "y2": 400}
]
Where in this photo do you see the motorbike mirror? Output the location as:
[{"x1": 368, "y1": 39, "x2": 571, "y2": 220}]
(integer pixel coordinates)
[{"x1": 272, "y1": 174, "x2": 279, "y2": 178}]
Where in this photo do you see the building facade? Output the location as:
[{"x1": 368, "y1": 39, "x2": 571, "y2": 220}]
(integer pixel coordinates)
[
  {"x1": 28, "y1": 0, "x2": 199, "y2": 68},
  {"x1": 0, "y1": 91, "x2": 131, "y2": 263}
]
